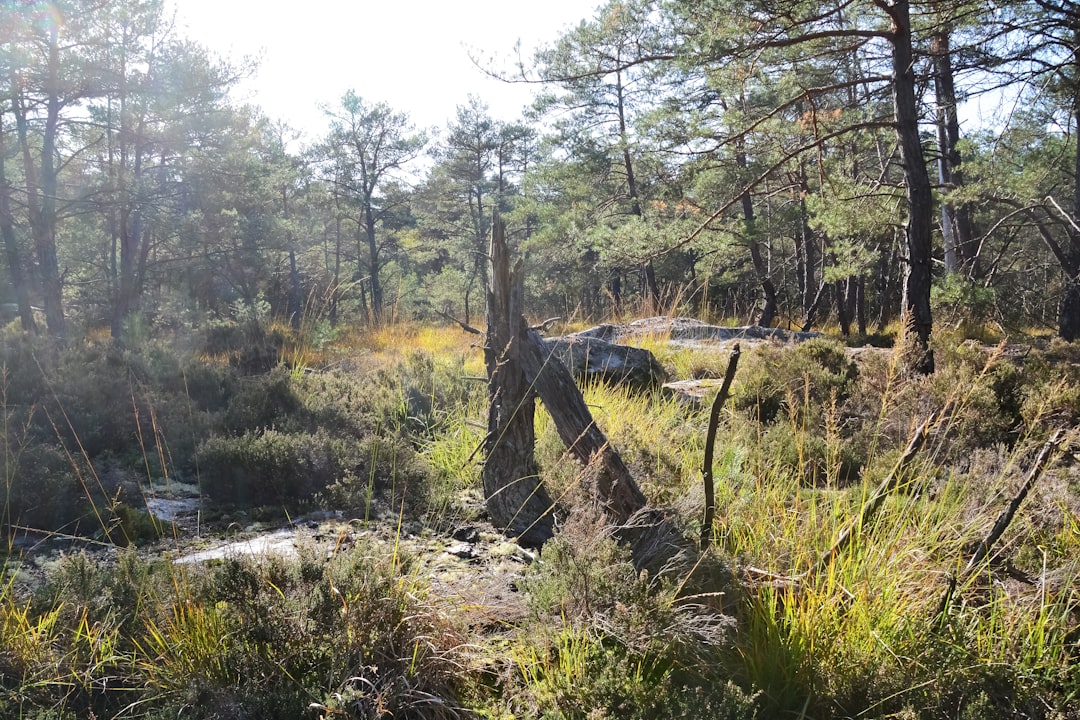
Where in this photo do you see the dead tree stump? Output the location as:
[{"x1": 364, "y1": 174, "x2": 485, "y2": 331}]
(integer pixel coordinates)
[
  {"x1": 482, "y1": 218, "x2": 556, "y2": 547},
  {"x1": 482, "y1": 217, "x2": 698, "y2": 575}
]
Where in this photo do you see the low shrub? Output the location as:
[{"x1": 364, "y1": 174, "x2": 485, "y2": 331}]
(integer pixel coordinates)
[
  {"x1": 733, "y1": 338, "x2": 858, "y2": 424},
  {"x1": 220, "y1": 366, "x2": 300, "y2": 434},
  {"x1": 509, "y1": 515, "x2": 751, "y2": 720},
  {"x1": 6, "y1": 540, "x2": 471, "y2": 720},
  {"x1": 196, "y1": 429, "x2": 366, "y2": 505},
  {"x1": 319, "y1": 435, "x2": 432, "y2": 518},
  {"x1": 5, "y1": 443, "x2": 87, "y2": 532},
  {"x1": 134, "y1": 543, "x2": 469, "y2": 720}
]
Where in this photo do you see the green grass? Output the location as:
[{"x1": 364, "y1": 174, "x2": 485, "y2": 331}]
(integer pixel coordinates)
[{"x1": 3, "y1": 321, "x2": 1080, "y2": 718}]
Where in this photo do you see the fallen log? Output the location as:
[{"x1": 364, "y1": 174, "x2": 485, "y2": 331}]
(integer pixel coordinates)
[{"x1": 481, "y1": 215, "x2": 694, "y2": 573}]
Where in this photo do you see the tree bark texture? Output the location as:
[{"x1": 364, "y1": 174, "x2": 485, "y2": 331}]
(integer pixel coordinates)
[
  {"x1": 885, "y1": 0, "x2": 934, "y2": 373},
  {"x1": 0, "y1": 116, "x2": 36, "y2": 333},
  {"x1": 1067, "y1": 44, "x2": 1080, "y2": 342},
  {"x1": 518, "y1": 327, "x2": 647, "y2": 524},
  {"x1": 931, "y1": 30, "x2": 975, "y2": 274},
  {"x1": 737, "y1": 145, "x2": 777, "y2": 327},
  {"x1": 483, "y1": 218, "x2": 557, "y2": 546},
  {"x1": 483, "y1": 217, "x2": 685, "y2": 572}
]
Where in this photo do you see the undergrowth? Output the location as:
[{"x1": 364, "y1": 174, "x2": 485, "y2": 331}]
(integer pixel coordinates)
[{"x1": 2, "y1": 320, "x2": 1079, "y2": 718}]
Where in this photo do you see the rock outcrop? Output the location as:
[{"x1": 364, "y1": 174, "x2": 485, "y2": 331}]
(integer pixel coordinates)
[{"x1": 543, "y1": 335, "x2": 668, "y2": 390}]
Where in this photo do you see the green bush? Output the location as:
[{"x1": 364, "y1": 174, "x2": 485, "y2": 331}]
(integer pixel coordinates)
[
  {"x1": 5, "y1": 443, "x2": 87, "y2": 532},
  {"x1": 289, "y1": 370, "x2": 380, "y2": 439},
  {"x1": 220, "y1": 366, "x2": 300, "y2": 434},
  {"x1": 196, "y1": 428, "x2": 366, "y2": 505},
  {"x1": 733, "y1": 339, "x2": 858, "y2": 424},
  {"x1": 319, "y1": 435, "x2": 432, "y2": 518},
  {"x1": 511, "y1": 518, "x2": 751, "y2": 720},
  {"x1": 11, "y1": 541, "x2": 469, "y2": 720},
  {"x1": 135, "y1": 543, "x2": 468, "y2": 720}
]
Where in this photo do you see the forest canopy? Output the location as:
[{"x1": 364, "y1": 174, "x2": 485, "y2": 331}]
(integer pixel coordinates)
[{"x1": 1, "y1": 0, "x2": 1079, "y2": 360}]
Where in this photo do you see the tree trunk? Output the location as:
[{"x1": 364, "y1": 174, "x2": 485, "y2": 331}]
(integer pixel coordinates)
[
  {"x1": 364, "y1": 205, "x2": 383, "y2": 324},
  {"x1": 616, "y1": 69, "x2": 659, "y2": 310},
  {"x1": 798, "y1": 166, "x2": 818, "y2": 316},
  {"x1": 855, "y1": 275, "x2": 867, "y2": 335},
  {"x1": 886, "y1": 0, "x2": 934, "y2": 373},
  {"x1": 876, "y1": 244, "x2": 898, "y2": 333},
  {"x1": 518, "y1": 329, "x2": 647, "y2": 522},
  {"x1": 0, "y1": 114, "x2": 36, "y2": 333},
  {"x1": 931, "y1": 29, "x2": 975, "y2": 274},
  {"x1": 483, "y1": 216, "x2": 690, "y2": 572},
  {"x1": 737, "y1": 146, "x2": 777, "y2": 326},
  {"x1": 800, "y1": 280, "x2": 827, "y2": 333},
  {"x1": 1059, "y1": 280, "x2": 1080, "y2": 342},
  {"x1": 14, "y1": 66, "x2": 64, "y2": 337},
  {"x1": 1068, "y1": 35, "x2": 1080, "y2": 342},
  {"x1": 835, "y1": 279, "x2": 851, "y2": 336},
  {"x1": 483, "y1": 217, "x2": 557, "y2": 546}
]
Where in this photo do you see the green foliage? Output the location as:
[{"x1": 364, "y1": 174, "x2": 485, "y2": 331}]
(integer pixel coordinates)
[
  {"x1": 196, "y1": 429, "x2": 366, "y2": 505},
  {"x1": 5, "y1": 444, "x2": 87, "y2": 532},
  {"x1": 510, "y1": 517, "x2": 752, "y2": 720},
  {"x1": 319, "y1": 436, "x2": 433, "y2": 519},
  {"x1": 732, "y1": 338, "x2": 858, "y2": 424},
  {"x1": 220, "y1": 365, "x2": 300, "y2": 433},
  {"x1": 3, "y1": 539, "x2": 469, "y2": 720},
  {"x1": 933, "y1": 275, "x2": 999, "y2": 336}
]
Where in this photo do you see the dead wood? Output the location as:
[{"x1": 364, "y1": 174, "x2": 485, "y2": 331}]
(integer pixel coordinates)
[
  {"x1": 701, "y1": 344, "x2": 741, "y2": 548},
  {"x1": 815, "y1": 414, "x2": 934, "y2": 573},
  {"x1": 935, "y1": 429, "x2": 1066, "y2": 621},
  {"x1": 436, "y1": 308, "x2": 482, "y2": 335},
  {"x1": 481, "y1": 214, "x2": 696, "y2": 573},
  {"x1": 482, "y1": 218, "x2": 556, "y2": 547},
  {"x1": 517, "y1": 327, "x2": 648, "y2": 523}
]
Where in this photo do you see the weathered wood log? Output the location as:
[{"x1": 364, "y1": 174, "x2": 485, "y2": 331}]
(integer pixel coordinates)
[
  {"x1": 518, "y1": 328, "x2": 647, "y2": 524},
  {"x1": 482, "y1": 215, "x2": 698, "y2": 574},
  {"x1": 482, "y1": 218, "x2": 556, "y2": 547}
]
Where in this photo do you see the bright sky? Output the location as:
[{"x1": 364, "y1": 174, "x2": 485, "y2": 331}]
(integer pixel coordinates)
[{"x1": 170, "y1": 0, "x2": 599, "y2": 142}]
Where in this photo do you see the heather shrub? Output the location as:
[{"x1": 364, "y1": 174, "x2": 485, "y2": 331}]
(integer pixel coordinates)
[
  {"x1": 0, "y1": 331, "x2": 51, "y2": 406},
  {"x1": 198, "y1": 317, "x2": 284, "y2": 374},
  {"x1": 4, "y1": 443, "x2": 85, "y2": 532},
  {"x1": 220, "y1": 366, "x2": 300, "y2": 434},
  {"x1": 319, "y1": 435, "x2": 432, "y2": 518},
  {"x1": 394, "y1": 349, "x2": 476, "y2": 436},
  {"x1": 196, "y1": 429, "x2": 368, "y2": 505},
  {"x1": 289, "y1": 370, "x2": 380, "y2": 439},
  {"x1": 133, "y1": 543, "x2": 468, "y2": 720},
  {"x1": 510, "y1": 516, "x2": 750, "y2": 720},
  {"x1": 732, "y1": 338, "x2": 857, "y2": 424},
  {"x1": 11, "y1": 541, "x2": 470, "y2": 720}
]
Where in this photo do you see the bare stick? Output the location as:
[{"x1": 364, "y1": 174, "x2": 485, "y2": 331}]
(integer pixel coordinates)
[
  {"x1": 936, "y1": 429, "x2": 1065, "y2": 620},
  {"x1": 814, "y1": 414, "x2": 934, "y2": 573},
  {"x1": 435, "y1": 308, "x2": 482, "y2": 335},
  {"x1": 530, "y1": 317, "x2": 562, "y2": 333},
  {"x1": 700, "y1": 344, "x2": 741, "y2": 548}
]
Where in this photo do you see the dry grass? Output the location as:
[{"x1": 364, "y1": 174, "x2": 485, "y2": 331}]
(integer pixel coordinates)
[{"x1": 3, "y1": 320, "x2": 1080, "y2": 719}]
